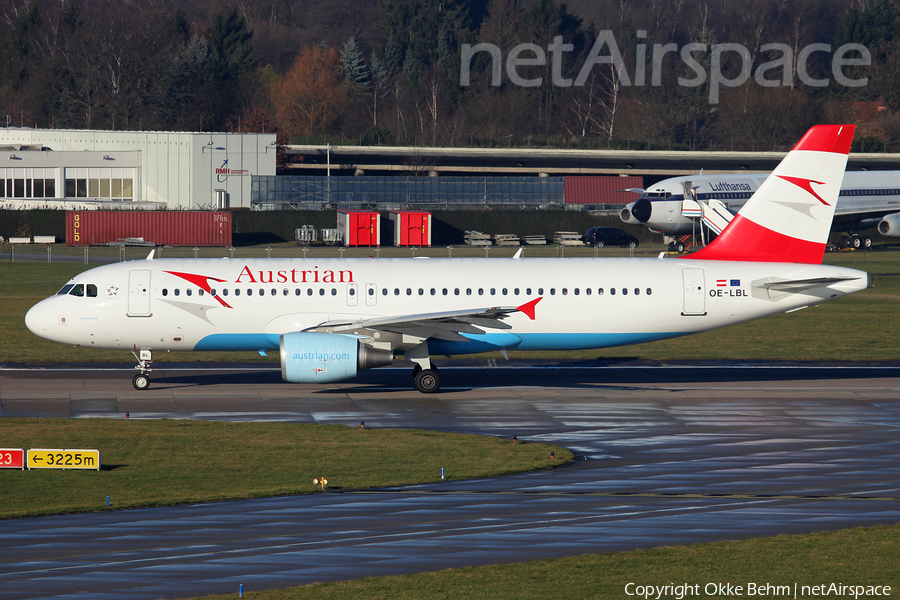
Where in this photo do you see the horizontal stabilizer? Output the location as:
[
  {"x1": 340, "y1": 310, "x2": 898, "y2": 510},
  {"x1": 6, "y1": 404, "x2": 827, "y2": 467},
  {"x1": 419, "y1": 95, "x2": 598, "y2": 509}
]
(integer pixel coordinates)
[{"x1": 754, "y1": 276, "x2": 861, "y2": 293}]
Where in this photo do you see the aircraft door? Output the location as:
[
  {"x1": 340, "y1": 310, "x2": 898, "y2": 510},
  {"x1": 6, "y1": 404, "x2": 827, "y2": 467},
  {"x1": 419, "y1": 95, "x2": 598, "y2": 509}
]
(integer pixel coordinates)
[
  {"x1": 128, "y1": 270, "x2": 152, "y2": 316},
  {"x1": 681, "y1": 268, "x2": 706, "y2": 316},
  {"x1": 346, "y1": 283, "x2": 358, "y2": 306},
  {"x1": 365, "y1": 283, "x2": 377, "y2": 306}
]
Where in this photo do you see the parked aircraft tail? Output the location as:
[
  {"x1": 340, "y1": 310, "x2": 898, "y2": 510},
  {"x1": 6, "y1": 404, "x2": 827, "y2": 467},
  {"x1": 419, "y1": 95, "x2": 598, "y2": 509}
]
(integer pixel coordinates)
[{"x1": 688, "y1": 124, "x2": 856, "y2": 264}]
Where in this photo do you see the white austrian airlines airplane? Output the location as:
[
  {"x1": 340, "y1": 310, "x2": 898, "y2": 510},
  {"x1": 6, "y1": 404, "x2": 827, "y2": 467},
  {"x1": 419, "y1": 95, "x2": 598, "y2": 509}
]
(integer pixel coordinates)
[
  {"x1": 620, "y1": 168, "x2": 900, "y2": 250},
  {"x1": 26, "y1": 125, "x2": 871, "y2": 393}
]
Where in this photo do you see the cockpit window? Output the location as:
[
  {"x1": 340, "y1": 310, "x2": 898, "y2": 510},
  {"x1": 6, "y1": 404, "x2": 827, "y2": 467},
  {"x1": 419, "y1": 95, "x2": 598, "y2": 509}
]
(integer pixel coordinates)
[
  {"x1": 69, "y1": 284, "x2": 84, "y2": 297},
  {"x1": 87, "y1": 284, "x2": 97, "y2": 298},
  {"x1": 57, "y1": 284, "x2": 75, "y2": 295}
]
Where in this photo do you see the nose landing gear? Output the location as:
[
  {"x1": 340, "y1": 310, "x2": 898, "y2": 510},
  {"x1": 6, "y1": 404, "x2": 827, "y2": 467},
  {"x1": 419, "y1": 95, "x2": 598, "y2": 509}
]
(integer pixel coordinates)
[{"x1": 132, "y1": 349, "x2": 153, "y2": 390}]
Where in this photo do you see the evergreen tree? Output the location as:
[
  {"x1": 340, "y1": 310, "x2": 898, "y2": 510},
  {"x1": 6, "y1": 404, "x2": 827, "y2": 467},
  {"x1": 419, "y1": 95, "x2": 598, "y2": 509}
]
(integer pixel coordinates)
[{"x1": 340, "y1": 38, "x2": 370, "y2": 87}]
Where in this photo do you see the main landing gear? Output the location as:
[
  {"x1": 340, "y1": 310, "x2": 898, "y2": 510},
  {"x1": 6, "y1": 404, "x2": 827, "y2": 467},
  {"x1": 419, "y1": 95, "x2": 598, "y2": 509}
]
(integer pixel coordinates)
[
  {"x1": 412, "y1": 363, "x2": 442, "y2": 393},
  {"x1": 409, "y1": 342, "x2": 441, "y2": 393},
  {"x1": 838, "y1": 235, "x2": 872, "y2": 250},
  {"x1": 132, "y1": 349, "x2": 152, "y2": 390}
]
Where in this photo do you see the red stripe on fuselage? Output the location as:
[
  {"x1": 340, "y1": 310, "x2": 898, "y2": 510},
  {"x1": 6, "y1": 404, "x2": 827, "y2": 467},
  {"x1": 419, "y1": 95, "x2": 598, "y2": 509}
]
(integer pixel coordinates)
[
  {"x1": 685, "y1": 215, "x2": 825, "y2": 263},
  {"x1": 164, "y1": 271, "x2": 232, "y2": 308}
]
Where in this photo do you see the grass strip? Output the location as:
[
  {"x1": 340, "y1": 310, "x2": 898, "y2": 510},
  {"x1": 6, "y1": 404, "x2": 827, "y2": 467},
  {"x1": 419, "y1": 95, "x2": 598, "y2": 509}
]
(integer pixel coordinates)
[
  {"x1": 0, "y1": 418, "x2": 573, "y2": 519},
  {"x1": 191, "y1": 524, "x2": 899, "y2": 599}
]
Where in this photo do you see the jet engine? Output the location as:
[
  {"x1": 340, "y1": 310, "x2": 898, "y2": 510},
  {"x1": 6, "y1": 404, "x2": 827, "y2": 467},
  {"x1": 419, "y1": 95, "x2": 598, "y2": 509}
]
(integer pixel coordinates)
[
  {"x1": 877, "y1": 212, "x2": 900, "y2": 237},
  {"x1": 280, "y1": 332, "x2": 393, "y2": 383}
]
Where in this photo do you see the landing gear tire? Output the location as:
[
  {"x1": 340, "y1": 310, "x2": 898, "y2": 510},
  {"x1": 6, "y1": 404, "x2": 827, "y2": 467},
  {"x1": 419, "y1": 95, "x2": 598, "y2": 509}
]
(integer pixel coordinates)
[
  {"x1": 675, "y1": 242, "x2": 686, "y2": 253},
  {"x1": 862, "y1": 236, "x2": 872, "y2": 249},
  {"x1": 133, "y1": 373, "x2": 150, "y2": 390},
  {"x1": 850, "y1": 236, "x2": 862, "y2": 249},
  {"x1": 413, "y1": 368, "x2": 441, "y2": 393}
]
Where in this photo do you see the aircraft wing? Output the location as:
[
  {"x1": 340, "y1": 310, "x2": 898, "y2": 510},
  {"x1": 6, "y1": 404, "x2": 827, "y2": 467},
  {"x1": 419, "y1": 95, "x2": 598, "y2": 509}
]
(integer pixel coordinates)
[
  {"x1": 311, "y1": 298, "x2": 542, "y2": 342},
  {"x1": 832, "y1": 205, "x2": 900, "y2": 225}
]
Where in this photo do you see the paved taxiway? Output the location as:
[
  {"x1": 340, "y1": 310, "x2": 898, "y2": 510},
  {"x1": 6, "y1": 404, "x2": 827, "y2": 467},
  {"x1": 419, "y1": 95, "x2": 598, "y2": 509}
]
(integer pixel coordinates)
[{"x1": 1, "y1": 360, "x2": 899, "y2": 600}]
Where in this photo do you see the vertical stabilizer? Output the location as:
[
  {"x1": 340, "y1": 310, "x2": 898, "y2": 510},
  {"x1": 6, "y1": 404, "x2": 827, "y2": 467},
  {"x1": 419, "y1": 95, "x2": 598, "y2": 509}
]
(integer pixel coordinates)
[{"x1": 688, "y1": 124, "x2": 855, "y2": 264}]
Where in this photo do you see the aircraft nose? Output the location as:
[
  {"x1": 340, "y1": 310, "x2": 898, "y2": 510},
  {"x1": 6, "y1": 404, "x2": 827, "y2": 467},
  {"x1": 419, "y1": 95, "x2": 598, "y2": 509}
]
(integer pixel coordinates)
[
  {"x1": 25, "y1": 302, "x2": 48, "y2": 337},
  {"x1": 630, "y1": 197, "x2": 652, "y2": 223}
]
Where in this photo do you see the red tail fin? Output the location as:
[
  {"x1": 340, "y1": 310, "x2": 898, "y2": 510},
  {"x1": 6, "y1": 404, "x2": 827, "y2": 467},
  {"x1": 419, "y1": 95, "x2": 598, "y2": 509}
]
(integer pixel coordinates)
[{"x1": 688, "y1": 125, "x2": 855, "y2": 264}]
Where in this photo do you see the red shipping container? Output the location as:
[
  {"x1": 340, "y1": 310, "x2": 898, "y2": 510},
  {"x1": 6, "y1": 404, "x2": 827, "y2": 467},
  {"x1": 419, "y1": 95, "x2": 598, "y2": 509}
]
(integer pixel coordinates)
[
  {"x1": 564, "y1": 176, "x2": 644, "y2": 205},
  {"x1": 389, "y1": 211, "x2": 431, "y2": 246},
  {"x1": 66, "y1": 212, "x2": 232, "y2": 246},
  {"x1": 337, "y1": 210, "x2": 380, "y2": 246}
]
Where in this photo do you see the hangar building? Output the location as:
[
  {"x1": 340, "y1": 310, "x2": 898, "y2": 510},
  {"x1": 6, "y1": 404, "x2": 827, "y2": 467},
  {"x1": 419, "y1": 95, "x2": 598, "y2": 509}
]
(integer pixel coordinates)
[{"x1": 0, "y1": 128, "x2": 276, "y2": 210}]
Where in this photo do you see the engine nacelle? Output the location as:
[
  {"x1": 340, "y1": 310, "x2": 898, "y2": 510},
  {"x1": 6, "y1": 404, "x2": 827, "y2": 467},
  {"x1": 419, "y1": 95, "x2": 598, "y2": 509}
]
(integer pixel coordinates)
[
  {"x1": 877, "y1": 212, "x2": 900, "y2": 237},
  {"x1": 280, "y1": 332, "x2": 393, "y2": 383}
]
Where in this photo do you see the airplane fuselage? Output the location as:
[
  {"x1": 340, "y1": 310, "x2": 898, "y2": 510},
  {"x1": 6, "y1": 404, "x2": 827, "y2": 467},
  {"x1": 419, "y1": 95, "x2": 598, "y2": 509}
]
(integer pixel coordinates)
[{"x1": 26, "y1": 256, "x2": 869, "y2": 356}]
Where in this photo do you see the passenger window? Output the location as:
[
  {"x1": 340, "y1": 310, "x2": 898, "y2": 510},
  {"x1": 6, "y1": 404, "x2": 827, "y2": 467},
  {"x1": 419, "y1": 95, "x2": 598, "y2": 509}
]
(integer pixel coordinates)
[
  {"x1": 610, "y1": 288, "x2": 615, "y2": 296},
  {"x1": 349, "y1": 288, "x2": 356, "y2": 296},
  {"x1": 466, "y1": 289, "x2": 471, "y2": 295},
  {"x1": 394, "y1": 288, "x2": 400, "y2": 295},
  {"x1": 490, "y1": 288, "x2": 496, "y2": 295},
  {"x1": 87, "y1": 284, "x2": 98, "y2": 297},
  {"x1": 174, "y1": 289, "x2": 180, "y2": 297},
  {"x1": 187, "y1": 289, "x2": 192, "y2": 297},
  {"x1": 319, "y1": 289, "x2": 325, "y2": 296},
  {"x1": 622, "y1": 288, "x2": 628, "y2": 295},
  {"x1": 199, "y1": 289, "x2": 204, "y2": 296},
  {"x1": 307, "y1": 289, "x2": 313, "y2": 296},
  {"x1": 514, "y1": 288, "x2": 519, "y2": 295},
  {"x1": 283, "y1": 289, "x2": 288, "y2": 296},
  {"x1": 331, "y1": 288, "x2": 337, "y2": 296},
  {"x1": 574, "y1": 288, "x2": 579, "y2": 295},
  {"x1": 295, "y1": 289, "x2": 301, "y2": 296},
  {"x1": 161, "y1": 288, "x2": 167, "y2": 297},
  {"x1": 382, "y1": 288, "x2": 388, "y2": 295},
  {"x1": 406, "y1": 288, "x2": 412, "y2": 295},
  {"x1": 211, "y1": 289, "x2": 217, "y2": 296},
  {"x1": 430, "y1": 288, "x2": 435, "y2": 295},
  {"x1": 222, "y1": 289, "x2": 228, "y2": 296},
  {"x1": 634, "y1": 288, "x2": 640, "y2": 295},
  {"x1": 526, "y1": 288, "x2": 531, "y2": 295},
  {"x1": 550, "y1": 288, "x2": 556, "y2": 295},
  {"x1": 235, "y1": 289, "x2": 241, "y2": 296},
  {"x1": 369, "y1": 288, "x2": 375, "y2": 296},
  {"x1": 478, "y1": 288, "x2": 484, "y2": 295},
  {"x1": 538, "y1": 288, "x2": 544, "y2": 295},
  {"x1": 272, "y1": 289, "x2": 277, "y2": 296},
  {"x1": 442, "y1": 289, "x2": 448, "y2": 296},
  {"x1": 586, "y1": 288, "x2": 592, "y2": 296},
  {"x1": 418, "y1": 288, "x2": 424, "y2": 295},
  {"x1": 562, "y1": 288, "x2": 568, "y2": 295},
  {"x1": 646, "y1": 288, "x2": 652, "y2": 295},
  {"x1": 598, "y1": 288, "x2": 604, "y2": 295},
  {"x1": 502, "y1": 288, "x2": 507, "y2": 295}
]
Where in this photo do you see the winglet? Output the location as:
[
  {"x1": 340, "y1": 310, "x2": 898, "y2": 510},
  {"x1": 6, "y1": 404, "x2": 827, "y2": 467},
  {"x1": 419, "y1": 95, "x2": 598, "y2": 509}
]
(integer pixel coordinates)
[{"x1": 516, "y1": 297, "x2": 542, "y2": 320}]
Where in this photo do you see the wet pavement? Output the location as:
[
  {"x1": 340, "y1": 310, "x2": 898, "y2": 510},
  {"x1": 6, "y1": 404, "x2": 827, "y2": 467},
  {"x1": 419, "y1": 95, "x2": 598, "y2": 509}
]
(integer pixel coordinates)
[{"x1": 1, "y1": 360, "x2": 899, "y2": 599}]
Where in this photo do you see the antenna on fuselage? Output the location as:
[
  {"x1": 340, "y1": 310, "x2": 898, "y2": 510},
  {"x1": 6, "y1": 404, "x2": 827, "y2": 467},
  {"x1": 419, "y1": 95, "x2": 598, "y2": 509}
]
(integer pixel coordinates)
[{"x1": 146, "y1": 250, "x2": 155, "y2": 260}]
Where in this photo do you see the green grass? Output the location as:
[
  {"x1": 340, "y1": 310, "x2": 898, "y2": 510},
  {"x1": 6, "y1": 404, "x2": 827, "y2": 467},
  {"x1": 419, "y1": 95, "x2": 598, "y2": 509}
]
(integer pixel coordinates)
[
  {"x1": 2, "y1": 244, "x2": 899, "y2": 364},
  {"x1": 191, "y1": 524, "x2": 899, "y2": 599},
  {"x1": 0, "y1": 419, "x2": 573, "y2": 518}
]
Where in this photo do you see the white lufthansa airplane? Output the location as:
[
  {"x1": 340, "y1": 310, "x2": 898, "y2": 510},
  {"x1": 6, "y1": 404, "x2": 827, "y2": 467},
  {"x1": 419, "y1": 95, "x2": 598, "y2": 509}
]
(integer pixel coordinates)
[
  {"x1": 620, "y1": 168, "x2": 900, "y2": 250},
  {"x1": 26, "y1": 125, "x2": 871, "y2": 393}
]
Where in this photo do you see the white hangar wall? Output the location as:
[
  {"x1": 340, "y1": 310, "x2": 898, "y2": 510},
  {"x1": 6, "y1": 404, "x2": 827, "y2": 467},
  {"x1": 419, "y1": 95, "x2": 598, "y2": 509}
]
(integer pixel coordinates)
[{"x1": 0, "y1": 128, "x2": 276, "y2": 209}]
